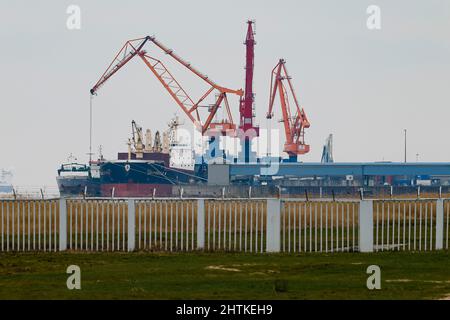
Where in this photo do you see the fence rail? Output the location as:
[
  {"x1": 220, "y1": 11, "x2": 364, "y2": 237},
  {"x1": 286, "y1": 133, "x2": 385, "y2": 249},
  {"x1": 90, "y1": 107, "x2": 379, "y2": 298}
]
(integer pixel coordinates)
[
  {"x1": 205, "y1": 200, "x2": 267, "y2": 253},
  {"x1": 0, "y1": 198, "x2": 448, "y2": 253},
  {"x1": 66, "y1": 200, "x2": 129, "y2": 252},
  {"x1": 136, "y1": 200, "x2": 197, "y2": 251},
  {"x1": 281, "y1": 200, "x2": 359, "y2": 253},
  {"x1": 445, "y1": 200, "x2": 449, "y2": 250},
  {"x1": 373, "y1": 200, "x2": 436, "y2": 252},
  {"x1": 0, "y1": 200, "x2": 59, "y2": 252}
]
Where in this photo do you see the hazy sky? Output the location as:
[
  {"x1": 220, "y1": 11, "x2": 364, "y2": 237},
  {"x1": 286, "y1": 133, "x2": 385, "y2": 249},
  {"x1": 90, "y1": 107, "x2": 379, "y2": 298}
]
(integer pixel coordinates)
[{"x1": 1, "y1": 0, "x2": 449, "y2": 187}]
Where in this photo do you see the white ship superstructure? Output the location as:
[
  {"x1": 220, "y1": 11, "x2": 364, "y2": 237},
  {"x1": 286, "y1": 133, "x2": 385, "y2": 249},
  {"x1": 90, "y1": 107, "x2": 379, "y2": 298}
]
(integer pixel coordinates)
[{"x1": 166, "y1": 115, "x2": 195, "y2": 170}]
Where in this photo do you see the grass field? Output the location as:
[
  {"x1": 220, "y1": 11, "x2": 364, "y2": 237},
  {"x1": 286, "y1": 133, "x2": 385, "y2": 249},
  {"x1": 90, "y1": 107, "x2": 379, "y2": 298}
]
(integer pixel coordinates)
[{"x1": 0, "y1": 251, "x2": 449, "y2": 300}]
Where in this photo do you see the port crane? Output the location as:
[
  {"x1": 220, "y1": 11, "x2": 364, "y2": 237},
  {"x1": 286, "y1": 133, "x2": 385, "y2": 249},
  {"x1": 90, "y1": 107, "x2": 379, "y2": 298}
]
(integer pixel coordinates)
[
  {"x1": 130, "y1": 120, "x2": 145, "y2": 158},
  {"x1": 90, "y1": 36, "x2": 243, "y2": 136},
  {"x1": 321, "y1": 134, "x2": 334, "y2": 163},
  {"x1": 239, "y1": 21, "x2": 260, "y2": 162},
  {"x1": 90, "y1": 24, "x2": 310, "y2": 162},
  {"x1": 266, "y1": 59, "x2": 310, "y2": 159}
]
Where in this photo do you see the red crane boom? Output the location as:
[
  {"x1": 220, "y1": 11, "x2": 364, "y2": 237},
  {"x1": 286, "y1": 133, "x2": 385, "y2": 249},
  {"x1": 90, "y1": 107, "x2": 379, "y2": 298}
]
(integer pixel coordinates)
[
  {"x1": 90, "y1": 36, "x2": 243, "y2": 136},
  {"x1": 267, "y1": 59, "x2": 310, "y2": 158}
]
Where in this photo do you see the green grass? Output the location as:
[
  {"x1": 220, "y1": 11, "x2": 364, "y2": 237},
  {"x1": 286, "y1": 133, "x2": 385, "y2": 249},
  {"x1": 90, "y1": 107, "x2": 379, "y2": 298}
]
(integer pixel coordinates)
[{"x1": 0, "y1": 251, "x2": 449, "y2": 300}]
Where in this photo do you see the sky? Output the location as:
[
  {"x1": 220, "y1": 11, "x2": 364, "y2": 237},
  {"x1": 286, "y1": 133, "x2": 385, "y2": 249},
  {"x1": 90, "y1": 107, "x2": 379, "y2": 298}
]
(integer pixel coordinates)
[{"x1": 0, "y1": 0, "x2": 449, "y2": 188}]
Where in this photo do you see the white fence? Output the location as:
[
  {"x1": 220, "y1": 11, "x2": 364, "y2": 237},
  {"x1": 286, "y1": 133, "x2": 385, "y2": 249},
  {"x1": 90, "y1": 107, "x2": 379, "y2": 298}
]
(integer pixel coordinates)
[
  {"x1": 374, "y1": 199, "x2": 436, "y2": 251},
  {"x1": 0, "y1": 200, "x2": 59, "y2": 252},
  {"x1": 280, "y1": 200, "x2": 359, "y2": 253},
  {"x1": 65, "y1": 199, "x2": 129, "y2": 251},
  {"x1": 205, "y1": 200, "x2": 267, "y2": 253},
  {"x1": 136, "y1": 200, "x2": 198, "y2": 251},
  {"x1": 0, "y1": 198, "x2": 448, "y2": 253}
]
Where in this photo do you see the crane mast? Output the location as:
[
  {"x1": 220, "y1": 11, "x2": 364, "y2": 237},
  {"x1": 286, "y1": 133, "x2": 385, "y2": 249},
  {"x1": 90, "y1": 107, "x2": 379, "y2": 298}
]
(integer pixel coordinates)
[
  {"x1": 239, "y1": 21, "x2": 259, "y2": 162},
  {"x1": 240, "y1": 21, "x2": 258, "y2": 134}
]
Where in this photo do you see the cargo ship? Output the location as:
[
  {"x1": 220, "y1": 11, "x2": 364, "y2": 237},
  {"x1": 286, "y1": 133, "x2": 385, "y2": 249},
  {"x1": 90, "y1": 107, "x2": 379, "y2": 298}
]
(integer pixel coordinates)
[{"x1": 57, "y1": 116, "x2": 205, "y2": 197}]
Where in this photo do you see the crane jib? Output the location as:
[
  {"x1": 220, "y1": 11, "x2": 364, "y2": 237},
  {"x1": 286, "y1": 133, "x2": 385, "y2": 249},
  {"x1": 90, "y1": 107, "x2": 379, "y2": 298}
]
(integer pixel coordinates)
[{"x1": 89, "y1": 34, "x2": 241, "y2": 136}]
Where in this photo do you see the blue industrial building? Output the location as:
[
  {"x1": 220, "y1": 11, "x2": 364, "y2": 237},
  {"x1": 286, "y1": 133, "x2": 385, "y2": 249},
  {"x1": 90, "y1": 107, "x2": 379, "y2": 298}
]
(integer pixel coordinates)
[{"x1": 205, "y1": 162, "x2": 450, "y2": 187}]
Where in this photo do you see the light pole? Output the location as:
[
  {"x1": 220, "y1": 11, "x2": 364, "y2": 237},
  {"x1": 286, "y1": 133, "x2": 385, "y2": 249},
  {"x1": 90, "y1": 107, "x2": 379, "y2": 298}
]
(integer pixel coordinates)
[{"x1": 404, "y1": 129, "x2": 407, "y2": 163}]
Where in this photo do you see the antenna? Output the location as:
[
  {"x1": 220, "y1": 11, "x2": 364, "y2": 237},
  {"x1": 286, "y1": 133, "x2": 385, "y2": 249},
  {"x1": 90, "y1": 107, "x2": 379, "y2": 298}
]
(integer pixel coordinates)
[
  {"x1": 67, "y1": 153, "x2": 78, "y2": 163},
  {"x1": 98, "y1": 145, "x2": 104, "y2": 160}
]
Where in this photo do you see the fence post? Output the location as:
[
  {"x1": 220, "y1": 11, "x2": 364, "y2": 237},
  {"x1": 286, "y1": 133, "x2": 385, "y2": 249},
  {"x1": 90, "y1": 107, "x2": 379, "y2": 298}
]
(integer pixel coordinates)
[
  {"x1": 266, "y1": 199, "x2": 281, "y2": 252},
  {"x1": 59, "y1": 198, "x2": 67, "y2": 251},
  {"x1": 197, "y1": 199, "x2": 205, "y2": 250},
  {"x1": 359, "y1": 200, "x2": 374, "y2": 252},
  {"x1": 127, "y1": 199, "x2": 135, "y2": 252},
  {"x1": 435, "y1": 199, "x2": 444, "y2": 250}
]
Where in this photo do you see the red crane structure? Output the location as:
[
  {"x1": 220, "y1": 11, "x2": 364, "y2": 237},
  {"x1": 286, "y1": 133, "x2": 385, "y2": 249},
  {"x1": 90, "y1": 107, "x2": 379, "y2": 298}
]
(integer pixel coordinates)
[
  {"x1": 238, "y1": 21, "x2": 260, "y2": 162},
  {"x1": 90, "y1": 36, "x2": 243, "y2": 137},
  {"x1": 266, "y1": 59, "x2": 310, "y2": 160}
]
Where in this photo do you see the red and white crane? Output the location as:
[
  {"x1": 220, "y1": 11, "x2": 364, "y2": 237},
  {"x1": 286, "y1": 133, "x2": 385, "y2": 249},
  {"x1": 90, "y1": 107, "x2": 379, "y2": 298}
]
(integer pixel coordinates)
[
  {"x1": 266, "y1": 59, "x2": 310, "y2": 159},
  {"x1": 239, "y1": 20, "x2": 259, "y2": 135},
  {"x1": 238, "y1": 21, "x2": 260, "y2": 162}
]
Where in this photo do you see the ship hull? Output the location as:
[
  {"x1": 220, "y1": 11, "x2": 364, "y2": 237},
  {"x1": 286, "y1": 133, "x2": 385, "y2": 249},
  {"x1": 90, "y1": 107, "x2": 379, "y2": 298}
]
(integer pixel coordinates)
[
  {"x1": 57, "y1": 158, "x2": 198, "y2": 198},
  {"x1": 100, "y1": 183, "x2": 172, "y2": 197},
  {"x1": 57, "y1": 176, "x2": 100, "y2": 197}
]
